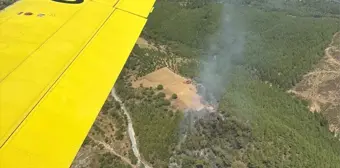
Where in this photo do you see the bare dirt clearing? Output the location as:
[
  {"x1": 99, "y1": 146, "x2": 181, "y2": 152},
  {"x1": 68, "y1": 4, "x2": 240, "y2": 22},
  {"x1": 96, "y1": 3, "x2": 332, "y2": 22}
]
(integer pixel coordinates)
[
  {"x1": 132, "y1": 67, "x2": 205, "y2": 111},
  {"x1": 290, "y1": 32, "x2": 340, "y2": 135},
  {"x1": 136, "y1": 37, "x2": 166, "y2": 53},
  {"x1": 136, "y1": 37, "x2": 158, "y2": 51}
]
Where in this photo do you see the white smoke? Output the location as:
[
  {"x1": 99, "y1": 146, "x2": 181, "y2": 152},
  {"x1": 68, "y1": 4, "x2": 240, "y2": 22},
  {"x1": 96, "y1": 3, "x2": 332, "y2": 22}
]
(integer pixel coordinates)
[{"x1": 198, "y1": 3, "x2": 245, "y2": 105}]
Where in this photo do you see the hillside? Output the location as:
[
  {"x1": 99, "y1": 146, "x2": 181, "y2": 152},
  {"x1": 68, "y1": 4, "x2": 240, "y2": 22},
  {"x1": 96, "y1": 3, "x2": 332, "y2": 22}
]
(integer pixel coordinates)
[
  {"x1": 136, "y1": 1, "x2": 340, "y2": 167},
  {"x1": 290, "y1": 33, "x2": 340, "y2": 134},
  {"x1": 74, "y1": 0, "x2": 340, "y2": 168},
  {"x1": 0, "y1": 0, "x2": 339, "y2": 167}
]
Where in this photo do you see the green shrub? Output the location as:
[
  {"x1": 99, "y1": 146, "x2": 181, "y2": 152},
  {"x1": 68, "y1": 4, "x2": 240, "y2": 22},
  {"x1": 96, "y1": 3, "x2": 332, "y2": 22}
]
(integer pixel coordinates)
[
  {"x1": 157, "y1": 84, "x2": 164, "y2": 90},
  {"x1": 171, "y1": 93, "x2": 178, "y2": 99}
]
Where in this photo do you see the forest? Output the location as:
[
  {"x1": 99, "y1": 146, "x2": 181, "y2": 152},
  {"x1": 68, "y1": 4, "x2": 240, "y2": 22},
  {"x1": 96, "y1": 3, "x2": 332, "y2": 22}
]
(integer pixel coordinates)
[
  {"x1": 143, "y1": 0, "x2": 222, "y2": 58},
  {"x1": 227, "y1": 0, "x2": 340, "y2": 17},
  {"x1": 79, "y1": 0, "x2": 340, "y2": 167},
  {"x1": 240, "y1": 6, "x2": 339, "y2": 89},
  {"x1": 170, "y1": 68, "x2": 340, "y2": 167},
  {"x1": 125, "y1": 0, "x2": 340, "y2": 167},
  {"x1": 144, "y1": 0, "x2": 340, "y2": 89}
]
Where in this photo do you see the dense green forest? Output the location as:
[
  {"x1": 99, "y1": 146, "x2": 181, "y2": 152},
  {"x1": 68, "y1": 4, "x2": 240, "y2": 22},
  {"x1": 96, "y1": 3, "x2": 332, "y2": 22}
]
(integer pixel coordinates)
[
  {"x1": 170, "y1": 67, "x2": 340, "y2": 168},
  {"x1": 125, "y1": 0, "x2": 340, "y2": 167},
  {"x1": 226, "y1": 69, "x2": 340, "y2": 167},
  {"x1": 228, "y1": 0, "x2": 340, "y2": 17},
  {"x1": 241, "y1": 7, "x2": 339, "y2": 89},
  {"x1": 145, "y1": 0, "x2": 340, "y2": 89},
  {"x1": 144, "y1": 1, "x2": 222, "y2": 58}
]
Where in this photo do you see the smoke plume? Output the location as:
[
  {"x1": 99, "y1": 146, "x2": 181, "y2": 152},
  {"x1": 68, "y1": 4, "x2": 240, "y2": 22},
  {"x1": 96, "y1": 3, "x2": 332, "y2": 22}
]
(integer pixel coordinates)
[{"x1": 198, "y1": 3, "x2": 245, "y2": 105}]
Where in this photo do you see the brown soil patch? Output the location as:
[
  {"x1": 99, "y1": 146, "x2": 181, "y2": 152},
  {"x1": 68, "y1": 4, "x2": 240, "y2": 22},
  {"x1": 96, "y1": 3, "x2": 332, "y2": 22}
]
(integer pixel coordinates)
[
  {"x1": 136, "y1": 37, "x2": 158, "y2": 50},
  {"x1": 290, "y1": 32, "x2": 340, "y2": 134},
  {"x1": 136, "y1": 37, "x2": 166, "y2": 53},
  {"x1": 132, "y1": 67, "x2": 205, "y2": 111}
]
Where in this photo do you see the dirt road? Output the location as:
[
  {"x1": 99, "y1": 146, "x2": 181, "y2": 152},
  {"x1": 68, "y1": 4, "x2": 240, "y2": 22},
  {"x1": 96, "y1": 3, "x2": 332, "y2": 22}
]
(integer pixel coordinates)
[
  {"x1": 90, "y1": 136, "x2": 136, "y2": 168},
  {"x1": 111, "y1": 88, "x2": 152, "y2": 168}
]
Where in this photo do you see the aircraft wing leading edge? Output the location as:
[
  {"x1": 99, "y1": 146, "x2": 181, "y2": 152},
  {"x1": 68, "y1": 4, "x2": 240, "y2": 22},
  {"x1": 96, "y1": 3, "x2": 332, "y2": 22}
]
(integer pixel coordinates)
[{"x1": 0, "y1": 0, "x2": 155, "y2": 167}]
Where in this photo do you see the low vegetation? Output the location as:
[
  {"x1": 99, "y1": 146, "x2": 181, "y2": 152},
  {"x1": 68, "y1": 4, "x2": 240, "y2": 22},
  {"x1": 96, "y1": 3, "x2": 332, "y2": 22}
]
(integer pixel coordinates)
[
  {"x1": 98, "y1": 152, "x2": 131, "y2": 168},
  {"x1": 115, "y1": 72, "x2": 183, "y2": 167},
  {"x1": 72, "y1": 96, "x2": 135, "y2": 168},
  {"x1": 127, "y1": 46, "x2": 179, "y2": 77}
]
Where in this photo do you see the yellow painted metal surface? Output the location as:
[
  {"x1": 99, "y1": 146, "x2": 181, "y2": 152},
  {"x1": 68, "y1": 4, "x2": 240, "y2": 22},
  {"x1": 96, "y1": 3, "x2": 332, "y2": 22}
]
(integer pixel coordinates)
[
  {"x1": 0, "y1": 1, "x2": 113, "y2": 147},
  {"x1": 117, "y1": 0, "x2": 156, "y2": 17},
  {"x1": 0, "y1": 0, "x2": 155, "y2": 167},
  {"x1": 0, "y1": 1, "x2": 82, "y2": 81}
]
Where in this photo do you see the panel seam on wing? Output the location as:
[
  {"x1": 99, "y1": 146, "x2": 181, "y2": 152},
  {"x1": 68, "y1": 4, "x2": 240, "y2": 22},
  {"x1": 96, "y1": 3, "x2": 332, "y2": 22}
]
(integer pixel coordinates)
[
  {"x1": 115, "y1": 8, "x2": 147, "y2": 19},
  {"x1": 0, "y1": 2, "x2": 89, "y2": 84},
  {"x1": 0, "y1": 7, "x2": 117, "y2": 150}
]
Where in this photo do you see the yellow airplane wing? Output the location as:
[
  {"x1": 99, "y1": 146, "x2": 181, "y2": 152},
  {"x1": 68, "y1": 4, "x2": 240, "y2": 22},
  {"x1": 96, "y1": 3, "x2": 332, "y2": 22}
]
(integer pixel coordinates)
[{"x1": 0, "y1": 0, "x2": 155, "y2": 167}]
